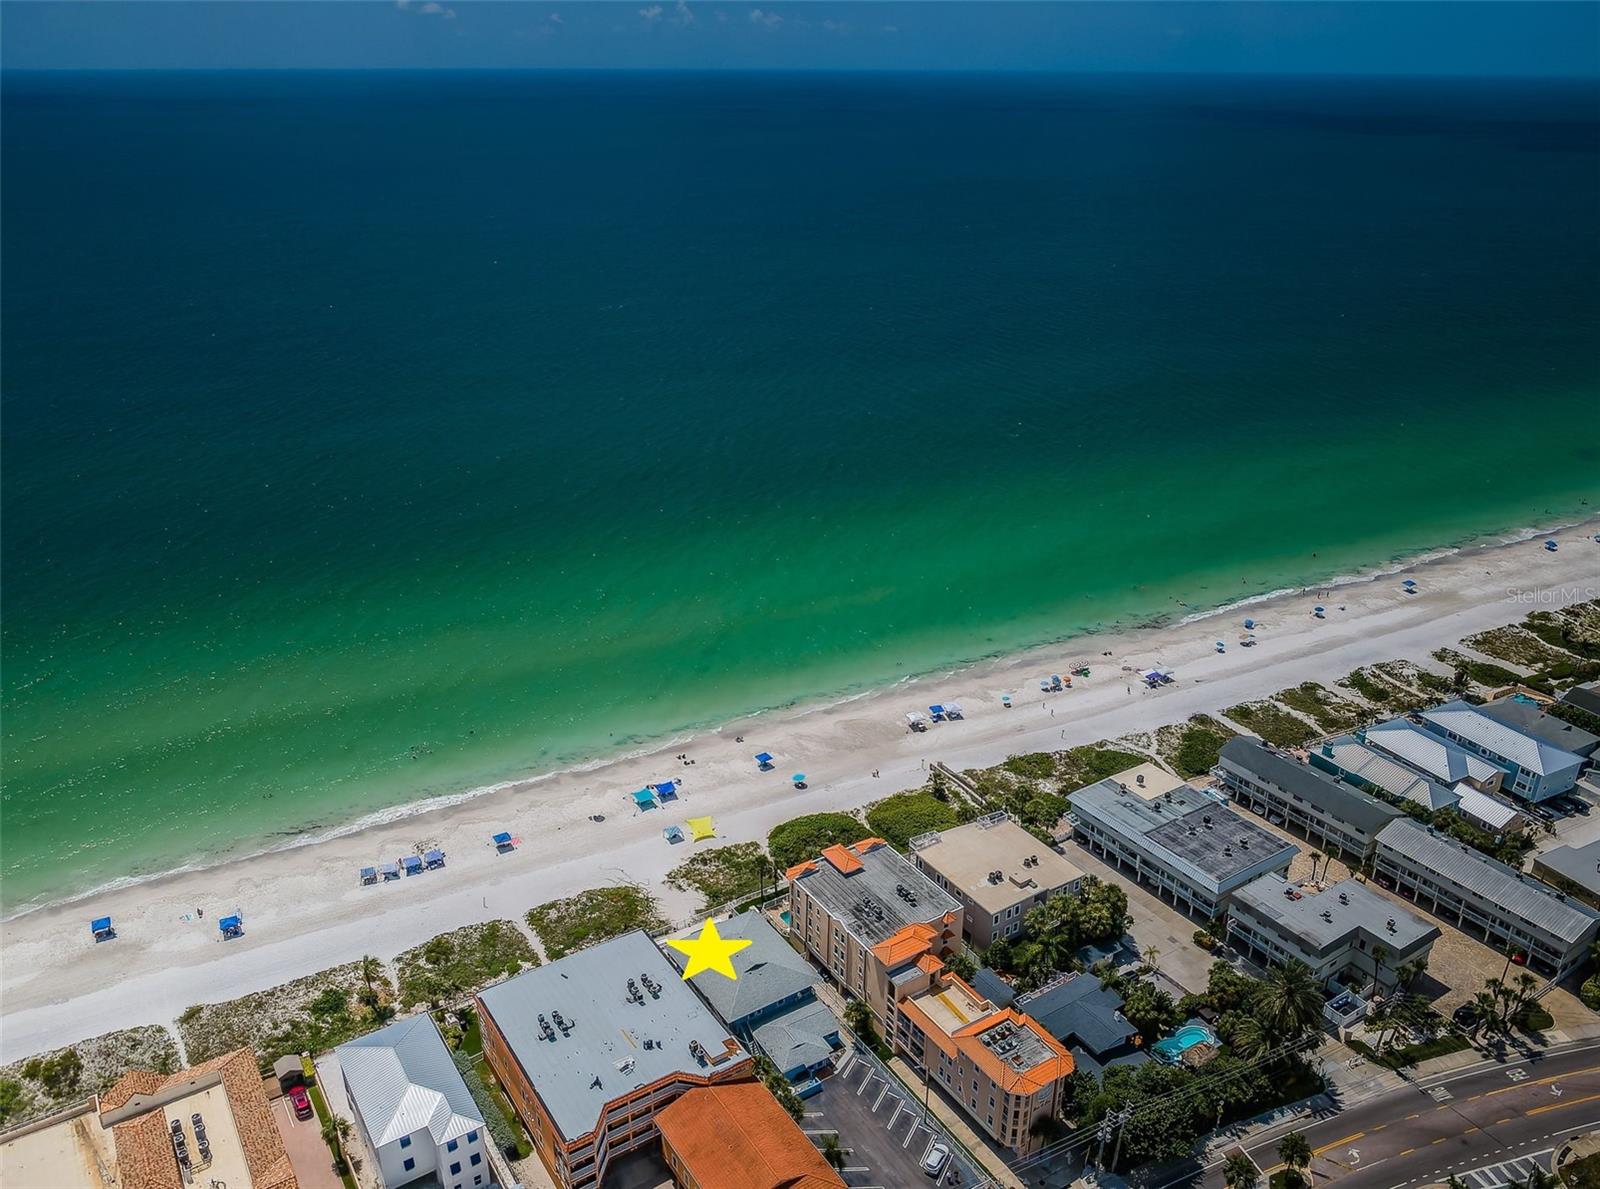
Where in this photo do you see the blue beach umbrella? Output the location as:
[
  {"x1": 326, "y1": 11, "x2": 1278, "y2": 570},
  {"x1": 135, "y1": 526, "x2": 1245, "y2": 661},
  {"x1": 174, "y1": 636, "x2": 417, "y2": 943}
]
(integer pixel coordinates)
[
  {"x1": 792, "y1": 773, "x2": 807, "y2": 784},
  {"x1": 1242, "y1": 618, "x2": 1255, "y2": 630}
]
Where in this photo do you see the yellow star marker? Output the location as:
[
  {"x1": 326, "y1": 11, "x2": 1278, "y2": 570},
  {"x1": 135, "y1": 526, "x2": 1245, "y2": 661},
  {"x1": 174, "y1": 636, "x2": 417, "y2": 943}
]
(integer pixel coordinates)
[{"x1": 666, "y1": 918, "x2": 753, "y2": 981}]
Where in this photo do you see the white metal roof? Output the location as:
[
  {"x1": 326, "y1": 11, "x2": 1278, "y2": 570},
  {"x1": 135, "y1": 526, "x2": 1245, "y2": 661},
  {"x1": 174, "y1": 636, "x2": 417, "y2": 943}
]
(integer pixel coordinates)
[
  {"x1": 1418, "y1": 702, "x2": 1584, "y2": 781},
  {"x1": 1455, "y1": 787, "x2": 1522, "y2": 831},
  {"x1": 1375, "y1": 819, "x2": 1600, "y2": 945},
  {"x1": 1364, "y1": 719, "x2": 1503, "y2": 786},
  {"x1": 336, "y1": 1015, "x2": 483, "y2": 1148}
]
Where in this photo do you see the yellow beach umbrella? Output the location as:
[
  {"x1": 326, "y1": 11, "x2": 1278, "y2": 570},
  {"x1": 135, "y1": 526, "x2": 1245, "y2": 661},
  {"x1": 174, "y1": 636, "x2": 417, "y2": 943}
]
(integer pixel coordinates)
[{"x1": 686, "y1": 816, "x2": 716, "y2": 842}]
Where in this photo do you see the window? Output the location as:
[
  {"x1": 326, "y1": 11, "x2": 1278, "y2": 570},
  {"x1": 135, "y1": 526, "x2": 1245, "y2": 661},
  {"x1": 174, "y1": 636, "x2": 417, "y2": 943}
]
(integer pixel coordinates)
[
  {"x1": 403, "y1": 1157, "x2": 416, "y2": 1173},
  {"x1": 471, "y1": 1153, "x2": 482, "y2": 1166},
  {"x1": 475, "y1": 1179, "x2": 483, "y2": 1187},
  {"x1": 399, "y1": 1136, "x2": 412, "y2": 1150},
  {"x1": 451, "y1": 1162, "x2": 462, "y2": 1175},
  {"x1": 467, "y1": 1131, "x2": 479, "y2": 1144},
  {"x1": 447, "y1": 1139, "x2": 458, "y2": 1152}
]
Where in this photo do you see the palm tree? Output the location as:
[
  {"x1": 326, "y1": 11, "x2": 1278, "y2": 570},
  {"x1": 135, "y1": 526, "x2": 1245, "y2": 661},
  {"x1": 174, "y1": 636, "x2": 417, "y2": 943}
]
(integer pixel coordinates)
[
  {"x1": 821, "y1": 1133, "x2": 845, "y2": 1169},
  {"x1": 1309, "y1": 851, "x2": 1323, "y2": 883},
  {"x1": 1447, "y1": 1177, "x2": 1469, "y2": 1189},
  {"x1": 1471, "y1": 989, "x2": 1500, "y2": 1035},
  {"x1": 1370, "y1": 943, "x2": 1390, "y2": 995},
  {"x1": 1279, "y1": 1131, "x2": 1312, "y2": 1188},
  {"x1": 359, "y1": 954, "x2": 382, "y2": 998},
  {"x1": 1230, "y1": 1014, "x2": 1270, "y2": 1062},
  {"x1": 1524, "y1": 1168, "x2": 1556, "y2": 1189},
  {"x1": 1142, "y1": 943, "x2": 1161, "y2": 971},
  {"x1": 1514, "y1": 971, "x2": 1540, "y2": 1024},
  {"x1": 1224, "y1": 1152, "x2": 1260, "y2": 1189},
  {"x1": 1255, "y1": 960, "x2": 1323, "y2": 1045}
]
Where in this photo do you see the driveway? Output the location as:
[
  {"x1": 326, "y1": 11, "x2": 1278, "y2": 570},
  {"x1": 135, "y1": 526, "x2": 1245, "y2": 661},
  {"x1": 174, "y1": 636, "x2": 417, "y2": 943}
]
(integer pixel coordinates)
[
  {"x1": 272, "y1": 1090, "x2": 345, "y2": 1189},
  {"x1": 804, "y1": 1047, "x2": 980, "y2": 1187}
]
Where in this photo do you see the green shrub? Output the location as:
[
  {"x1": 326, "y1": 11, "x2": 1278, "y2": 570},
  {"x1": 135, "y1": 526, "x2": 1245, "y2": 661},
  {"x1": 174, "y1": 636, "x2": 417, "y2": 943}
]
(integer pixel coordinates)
[
  {"x1": 865, "y1": 792, "x2": 962, "y2": 848},
  {"x1": 666, "y1": 842, "x2": 771, "y2": 913},
  {"x1": 1193, "y1": 930, "x2": 1215, "y2": 950},
  {"x1": 766, "y1": 812, "x2": 863, "y2": 869},
  {"x1": 1581, "y1": 975, "x2": 1600, "y2": 1011},
  {"x1": 1224, "y1": 701, "x2": 1317, "y2": 748},
  {"x1": 397, "y1": 921, "x2": 539, "y2": 1010},
  {"x1": 1173, "y1": 719, "x2": 1236, "y2": 778},
  {"x1": 527, "y1": 886, "x2": 665, "y2": 960}
]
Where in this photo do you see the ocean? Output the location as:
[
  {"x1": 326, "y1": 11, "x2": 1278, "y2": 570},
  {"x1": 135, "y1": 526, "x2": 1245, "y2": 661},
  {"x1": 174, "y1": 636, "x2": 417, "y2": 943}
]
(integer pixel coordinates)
[{"x1": 3, "y1": 70, "x2": 1597, "y2": 912}]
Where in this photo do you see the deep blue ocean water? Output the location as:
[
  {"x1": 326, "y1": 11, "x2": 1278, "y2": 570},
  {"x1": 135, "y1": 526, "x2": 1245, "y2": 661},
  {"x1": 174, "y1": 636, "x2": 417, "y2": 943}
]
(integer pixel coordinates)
[{"x1": 3, "y1": 71, "x2": 1597, "y2": 908}]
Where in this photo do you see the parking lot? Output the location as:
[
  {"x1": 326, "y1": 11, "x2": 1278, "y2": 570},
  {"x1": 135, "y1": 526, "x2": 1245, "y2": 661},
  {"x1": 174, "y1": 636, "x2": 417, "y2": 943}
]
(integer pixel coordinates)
[{"x1": 803, "y1": 1047, "x2": 980, "y2": 1187}]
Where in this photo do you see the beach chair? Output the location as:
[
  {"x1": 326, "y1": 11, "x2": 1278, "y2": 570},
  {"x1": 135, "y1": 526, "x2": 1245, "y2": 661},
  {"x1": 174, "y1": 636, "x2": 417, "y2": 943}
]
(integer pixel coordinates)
[{"x1": 359, "y1": 866, "x2": 378, "y2": 886}]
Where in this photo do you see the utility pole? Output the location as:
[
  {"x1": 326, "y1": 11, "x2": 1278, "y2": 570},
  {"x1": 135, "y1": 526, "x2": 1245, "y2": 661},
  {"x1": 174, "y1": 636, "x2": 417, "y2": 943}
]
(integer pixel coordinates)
[{"x1": 1109, "y1": 1108, "x2": 1132, "y2": 1171}]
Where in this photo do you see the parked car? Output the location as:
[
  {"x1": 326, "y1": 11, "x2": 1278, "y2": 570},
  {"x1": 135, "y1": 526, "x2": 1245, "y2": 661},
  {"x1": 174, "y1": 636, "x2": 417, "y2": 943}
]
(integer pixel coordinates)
[
  {"x1": 288, "y1": 1085, "x2": 314, "y2": 1121},
  {"x1": 921, "y1": 1140, "x2": 951, "y2": 1177}
]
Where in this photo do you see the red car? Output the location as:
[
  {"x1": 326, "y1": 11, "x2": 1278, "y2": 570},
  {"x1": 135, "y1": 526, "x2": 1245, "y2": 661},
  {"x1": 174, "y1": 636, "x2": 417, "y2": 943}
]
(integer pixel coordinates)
[{"x1": 288, "y1": 1085, "x2": 313, "y2": 1121}]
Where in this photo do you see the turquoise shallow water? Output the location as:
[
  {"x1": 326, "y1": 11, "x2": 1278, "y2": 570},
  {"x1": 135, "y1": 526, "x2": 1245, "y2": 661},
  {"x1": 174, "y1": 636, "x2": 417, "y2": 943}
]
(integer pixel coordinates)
[{"x1": 3, "y1": 72, "x2": 1598, "y2": 911}]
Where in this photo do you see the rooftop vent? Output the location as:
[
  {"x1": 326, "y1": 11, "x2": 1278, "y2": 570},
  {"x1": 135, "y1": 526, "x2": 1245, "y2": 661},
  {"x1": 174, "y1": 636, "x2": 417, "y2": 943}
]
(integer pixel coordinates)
[
  {"x1": 1136, "y1": 774, "x2": 1146, "y2": 787},
  {"x1": 552, "y1": 1010, "x2": 573, "y2": 1036},
  {"x1": 1386, "y1": 918, "x2": 1397, "y2": 932},
  {"x1": 1321, "y1": 910, "x2": 1333, "y2": 922},
  {"x1": 538, "y1": 1014, "x2": 555, "y2": 1042},
  {"x1": 642, "y1": 973, "x2": 662, "y2": 998},
  {"x1": 590, "y1": 1075, "x2": 603, "y2": 1090},
  {"x1": 1338, "y1": 892, "x2": 1350, "y2": 905}
]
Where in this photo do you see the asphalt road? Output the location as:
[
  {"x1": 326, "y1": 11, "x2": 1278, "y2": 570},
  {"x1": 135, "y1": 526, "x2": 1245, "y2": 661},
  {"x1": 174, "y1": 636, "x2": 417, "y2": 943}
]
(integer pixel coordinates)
[{"x1": 1183, "y1": 1041, "x2": 1600, "y2": 1189}]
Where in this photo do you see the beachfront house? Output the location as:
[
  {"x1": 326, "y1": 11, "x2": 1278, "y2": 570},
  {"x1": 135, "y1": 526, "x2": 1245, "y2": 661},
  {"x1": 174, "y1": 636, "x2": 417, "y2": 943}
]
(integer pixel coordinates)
[
  {"x1": 336, "y1": 1015, "x2": 487, "y2": 1189},
  {"x1": 663, "y1": 908, "x2": 843, "y2": 1085},
  {"x1": 1416, "y1": 700, "x2": 1585, "y2": 804}
]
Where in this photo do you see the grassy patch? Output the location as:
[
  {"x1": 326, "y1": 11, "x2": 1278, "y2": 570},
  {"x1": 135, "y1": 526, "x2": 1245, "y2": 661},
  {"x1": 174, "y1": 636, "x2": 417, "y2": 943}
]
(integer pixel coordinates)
[
  {"x1": 766, "y1": 811, "x2": 865, "y2": 869},
  {"x1": 1223, "y1": 701, "x2": 1318, "y2": 747},
  {"x1": 396, "y1": 921, "x2": 539, "y2": 1010},
  {"x1": 1349, "y1": 1031, "x2": 1469, "y2": 1069},
  {"x1": 1273, "y1": 682, "x2": 1366, "y2": 733},
  {"x1": 864, "y1": 791, "x2": 967, "y2": 848},
  {"x1": 0, "y1": 1026, "x2": 180, "y2": 1128},
  {"x1": 178, "y1": 960, "x2": 396, "y2": 1071},
  {"x1": 1433, "y1": 648, "x2": 1524, "y2": 691},
  {"x1": 1515, "y1": 1005, "x2": 1555, "y2": 1033},
  {"x1": 964, "y1": 743, "x2": 1143, "y2": 839},
  {"x1": 666, "y1": 841, "x2": 770, "y2": 913},
  {"x1": 1057, "y1": 744, "x2": 1149, "y2": 791},
  {"x1": 1338, "y1": 666, "x2": 1417, "y2": 712},
  {"x1": 1155, "y1": 715, "x2": 1239, "y2": 779},
  {"x1": 526, "y1": 885, "x2": 665, "y2": 960},
  {"x1": 1464, "y1": 626, "x2": 1578, "y2": 671}
]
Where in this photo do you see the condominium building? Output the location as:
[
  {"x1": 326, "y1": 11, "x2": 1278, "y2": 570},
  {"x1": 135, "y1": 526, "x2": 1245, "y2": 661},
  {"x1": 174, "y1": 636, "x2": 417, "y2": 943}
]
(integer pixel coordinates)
[
  {"x1": 1068, "y1": 777, "x2": 1298, "y2": 919},
  {"x1": 1479, "y1": 694, "x2": 1600, "y2": 760},
  {"x1": 1215, "y1": 736, "x2": 1403, "y2": 860},
  {"x1": 786, "y1": 836, "x2": 963, "y2": 1034},
  {"x1": 909, "y1": 813, "x2": 1085, "y2": 948},
  {"x1": 895, "y1": 972, "x2": 1074, "y2": 1156},
  {"x1": 476, "y1": 930, "x2": 753, "y2": 1189},
  {"x1": 1227, "y1": 873, "x2": 1439, "y2": 993},
  {"x1": 1373, "y1": 819, "x2": 1600, "y2": 978},
  {"x1": 1417, "y1": 700, "x2": 1586, "y2": 803}
]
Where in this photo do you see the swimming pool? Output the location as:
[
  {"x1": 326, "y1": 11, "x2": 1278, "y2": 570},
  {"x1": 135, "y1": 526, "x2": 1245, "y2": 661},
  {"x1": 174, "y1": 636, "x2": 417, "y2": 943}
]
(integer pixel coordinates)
[{"x1": 1153, "y1": 1023, "x2": 1218, "y2": 1062}]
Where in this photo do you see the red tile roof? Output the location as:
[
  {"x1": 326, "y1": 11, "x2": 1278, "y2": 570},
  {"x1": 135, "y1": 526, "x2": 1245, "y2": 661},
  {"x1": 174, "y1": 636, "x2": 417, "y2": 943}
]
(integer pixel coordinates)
[{"x1": 656, "y1": 1081, "x2": 846, "y2": 1189}]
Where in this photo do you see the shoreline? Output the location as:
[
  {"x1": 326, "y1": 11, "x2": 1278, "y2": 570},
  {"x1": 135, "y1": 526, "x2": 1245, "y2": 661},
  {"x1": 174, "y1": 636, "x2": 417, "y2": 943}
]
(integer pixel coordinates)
[
  {"x1": 1, "y1": 521, "x2": 1597, "y2": 1063},
  {"x1": 6, "y1": 511, "x2": 1594, "y2": 924}
]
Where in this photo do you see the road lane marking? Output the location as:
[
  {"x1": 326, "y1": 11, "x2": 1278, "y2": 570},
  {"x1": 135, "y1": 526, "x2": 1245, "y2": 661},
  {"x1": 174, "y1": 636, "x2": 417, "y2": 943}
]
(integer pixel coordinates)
[
  {"x1": 1434, "y1": 1137, "x2": 1448, "y2": 1144},
  {"x1": 1373, "y1": 1124, "x2": 1387, "y2": 1132},
  {"x1": 1528, "y1": 1091, "x2": 1600, "y2": 1117},
  {"x1": 1314, "y1": 1132, "x2": 1366, "y2": 1156},
  {"x1": 1400, "y1": 1148, "x2": 1416, "y2": 1157},
  {"x1": 1485, "y1": 1065, "x2": 1600, "y2": 1097}
]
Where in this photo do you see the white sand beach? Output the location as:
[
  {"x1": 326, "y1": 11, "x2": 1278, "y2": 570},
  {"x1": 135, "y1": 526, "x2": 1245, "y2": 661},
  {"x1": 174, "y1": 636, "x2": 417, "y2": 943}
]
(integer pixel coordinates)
[{"x1": 2, "y1": 524, "x2": 1597, "y2": 1063}]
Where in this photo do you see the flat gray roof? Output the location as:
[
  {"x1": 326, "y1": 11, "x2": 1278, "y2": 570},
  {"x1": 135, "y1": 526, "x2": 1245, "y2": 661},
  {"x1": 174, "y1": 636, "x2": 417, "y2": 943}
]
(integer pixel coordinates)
[
  {"x1": 1534, "y1": 840, "x2": 1600, "y2": 897},
  {"x1": 792, "y1": 840, "x2": 961, "y2": 948},
  {"x1": 1072, "y1": 779, "x2": 1299, "y2": 892},
  {"x1": 1219, "y1": 736, "x2": 1404, "y2": 838},
  {"x1": 477, "y1": 930, "x2": 747, "y2": 1142},
  {"x1": 1232, "y1": 873, "x2": 1438, "y2": 957},
  {"x1": 1376, "y1": 819, "x2": 1600, "y2": 945},
  {"x1": 663, "y1": 909, "x2": 816, "y2": 1026},
  {"x1": 911, "y1": 816, "x2": 1084, "y2": 915}
]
